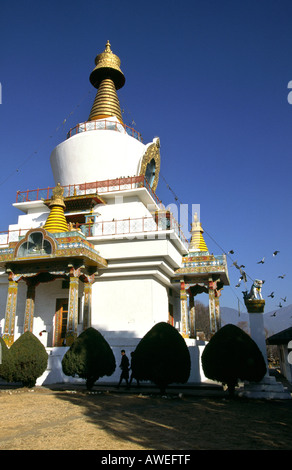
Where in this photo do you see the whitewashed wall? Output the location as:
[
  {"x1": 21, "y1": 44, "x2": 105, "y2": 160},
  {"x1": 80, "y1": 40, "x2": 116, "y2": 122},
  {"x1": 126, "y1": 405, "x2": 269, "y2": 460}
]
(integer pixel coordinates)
[
  {"x1": 91, "y1": 277, "x2": 169, "y2": 338},
  {"x1": 36, "y1": 338, "x2": 210, "y2": 386}
]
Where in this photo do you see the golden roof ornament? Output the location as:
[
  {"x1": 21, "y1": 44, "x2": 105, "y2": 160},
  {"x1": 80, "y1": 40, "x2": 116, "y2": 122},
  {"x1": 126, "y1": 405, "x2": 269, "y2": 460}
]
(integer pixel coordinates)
[
  {"x1": 48, "y1": 183, "x2": 65, "y2": 208},
  {"x1": 191, "y1": 213, "x2": 201, "y2": 231},
  {"x1": 88, "y1": 41, "x2": 125, "y2": 123},
  {"x1": 89, "y1": 40, "x2": 125, "y2": 90},
  {"x1": 43, "y1": 184, "x2": 68, "y2": 233},
  {"x1": 189, "y1": 213, "x2": 208, "y2": 252}
]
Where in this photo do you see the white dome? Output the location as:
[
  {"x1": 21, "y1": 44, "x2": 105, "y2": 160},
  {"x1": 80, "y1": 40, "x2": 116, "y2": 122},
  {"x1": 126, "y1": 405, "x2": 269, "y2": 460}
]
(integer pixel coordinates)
[{"x1": 50, "y1": 118, "x2": 146, "y2": 186}]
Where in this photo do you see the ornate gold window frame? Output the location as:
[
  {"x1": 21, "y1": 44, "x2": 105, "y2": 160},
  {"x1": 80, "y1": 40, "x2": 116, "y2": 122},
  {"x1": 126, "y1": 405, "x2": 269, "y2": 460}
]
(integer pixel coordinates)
[{"x1": 139, "y1": 138, "x2": 160, "y2": 192}]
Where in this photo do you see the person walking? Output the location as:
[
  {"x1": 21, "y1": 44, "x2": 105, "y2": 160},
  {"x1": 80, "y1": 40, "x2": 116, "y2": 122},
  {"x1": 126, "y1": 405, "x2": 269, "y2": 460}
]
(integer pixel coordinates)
[
  {"x1": 129, "y1": 351, "x2": 140, "y2": 388},
  {"x1": 117, "y1": 349, "x2": 130, "y2": 388}
]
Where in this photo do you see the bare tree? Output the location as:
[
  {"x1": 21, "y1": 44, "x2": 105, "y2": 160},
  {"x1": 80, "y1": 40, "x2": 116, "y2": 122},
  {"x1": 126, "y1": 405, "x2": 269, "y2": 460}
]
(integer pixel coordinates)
[
  {"x1": 237, "y1": 321, "x2": 249, "y2": 334},
  {"x1": 194, "y1": 300, "x2": 212, "y2": 340}
]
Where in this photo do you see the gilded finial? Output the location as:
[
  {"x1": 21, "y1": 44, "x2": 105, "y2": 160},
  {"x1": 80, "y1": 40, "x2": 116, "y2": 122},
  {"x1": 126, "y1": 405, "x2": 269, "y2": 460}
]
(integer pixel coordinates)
[
  {"x1": 189, "y1": 213, "x2": 208, "y2": 252},
  {"x1": 49, "y1": 183, "x2": 65, "y2": 207},
  {"x1": 89, "y1": 40, "x2": 125, "y2": 90},
  {"x1": 105, "y1": 40, "x2": 112, "y2": 53},
  {"x1": 88, "y1": 41, "x2": 125, "y2": 122},
  {"x1": 192, "y1": 212, "x2": 199, "y2": 227},
  {"x1": 43, "y1": 183, "x2": 68, "y2": 233}
]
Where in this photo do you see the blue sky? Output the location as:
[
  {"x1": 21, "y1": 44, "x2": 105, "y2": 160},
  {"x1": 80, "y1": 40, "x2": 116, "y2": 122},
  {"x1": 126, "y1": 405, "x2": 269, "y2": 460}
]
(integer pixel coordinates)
[{"x1": 0, "y1": 0, "x2": 291, "y2": 315}]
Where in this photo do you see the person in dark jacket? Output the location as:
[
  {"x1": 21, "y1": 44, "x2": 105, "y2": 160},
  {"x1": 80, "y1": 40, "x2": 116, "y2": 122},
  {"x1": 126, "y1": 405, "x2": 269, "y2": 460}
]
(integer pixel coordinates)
[
  {"x1": 117, "y1": 350, "x2": 130, "y2": 388},
  {"x1": 129, "y1": 351, "x2": 140, "y2": 388}
]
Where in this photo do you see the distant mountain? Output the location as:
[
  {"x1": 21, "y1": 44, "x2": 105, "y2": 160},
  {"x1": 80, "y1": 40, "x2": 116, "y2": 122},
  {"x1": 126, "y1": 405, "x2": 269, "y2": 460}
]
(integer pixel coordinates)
[{"x1": 221, "y1": 304, "x2": 292, "y2": 337}]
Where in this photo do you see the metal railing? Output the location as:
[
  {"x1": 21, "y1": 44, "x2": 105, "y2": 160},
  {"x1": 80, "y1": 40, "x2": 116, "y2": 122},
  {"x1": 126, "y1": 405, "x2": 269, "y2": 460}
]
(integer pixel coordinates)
[
  {"x1": 0, "y1": 228, "x2": 29, "y2": 247},
  {"x1": 75, "y1": 214, "x2": 188, "y2": 248},
  {"x1": 81, "y1": 214, "x2": 187, "y2": 241},
  {"x1": 15, "y1": 176, "x2": 161, "y2": 206},
  {"x1": 0, "y1": 215, "x2": 189, "y2": 250},
  {"x1": 66, "y1": 119, "x2": 143, "y2": 142}
]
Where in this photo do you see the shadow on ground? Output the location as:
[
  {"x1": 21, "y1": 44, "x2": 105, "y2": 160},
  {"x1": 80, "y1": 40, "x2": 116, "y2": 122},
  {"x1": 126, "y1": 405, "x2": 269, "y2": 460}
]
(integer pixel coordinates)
[{"x1": 52, "y1": 386, "x2": 292, "y2": 450}]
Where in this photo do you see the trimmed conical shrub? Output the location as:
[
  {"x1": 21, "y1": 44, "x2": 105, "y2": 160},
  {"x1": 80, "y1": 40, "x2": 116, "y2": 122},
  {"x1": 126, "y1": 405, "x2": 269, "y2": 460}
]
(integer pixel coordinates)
[
  {"x1": 131, "y1": 322, "x2": 191, "y2": 394},
  {"x1": 3, "y1": 332, "x2": 48, "y2": 387},
  {"x1": 62, "y1": 327, "x2": 116, "y2": 389},
  {"x1": 0, "y1": 336, "x2": 12, "y2": 382},
  {"x1": 201, "y1": 323, "x2": 267, "y2": 397}
]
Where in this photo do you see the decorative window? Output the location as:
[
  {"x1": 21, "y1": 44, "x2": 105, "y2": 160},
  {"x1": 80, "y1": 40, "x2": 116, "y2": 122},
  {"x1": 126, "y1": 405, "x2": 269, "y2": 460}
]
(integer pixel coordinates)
[
  {"x1": 145, "y1": 158, "x2": 156, "y2": 187},
  {"x1": 17, "y1": 231, "x2": 53, "y2": 257}
]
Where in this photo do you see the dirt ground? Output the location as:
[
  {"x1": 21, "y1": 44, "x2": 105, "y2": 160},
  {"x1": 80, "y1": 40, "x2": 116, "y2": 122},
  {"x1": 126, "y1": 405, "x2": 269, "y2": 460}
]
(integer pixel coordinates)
[{"x1": 0, "y1": 382, "x2": 291, "y2": 452}]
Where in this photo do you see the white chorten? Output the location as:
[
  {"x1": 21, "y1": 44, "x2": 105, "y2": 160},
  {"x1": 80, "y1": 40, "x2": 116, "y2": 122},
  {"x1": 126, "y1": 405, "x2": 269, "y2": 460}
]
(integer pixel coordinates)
[{"x1": 0, "y1": 42, "x2": 199, "y2": 385}]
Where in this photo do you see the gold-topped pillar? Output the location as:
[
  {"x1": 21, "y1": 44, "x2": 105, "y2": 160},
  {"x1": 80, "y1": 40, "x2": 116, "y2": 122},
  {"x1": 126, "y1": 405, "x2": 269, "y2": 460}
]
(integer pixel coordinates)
[
  {"x1": 241, "y1": 289, "x2": 291, "y2": 398},
  {"x1": 3, "y1": 272, "x2": 21, "y2": 347},
  {"x1": 244, "y1": 294, "x2": 268, "y2": 369}
]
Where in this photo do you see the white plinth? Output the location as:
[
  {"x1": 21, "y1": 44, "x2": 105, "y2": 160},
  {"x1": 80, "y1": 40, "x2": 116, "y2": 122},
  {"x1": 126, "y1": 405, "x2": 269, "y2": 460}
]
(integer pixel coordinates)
[
  {"x1": 241, "y1": 300, "x2": 291, "y2": 398},
  {"x1": 238, "y1": 375, "x2": 291, "y2": 399},
  {"x1": 248, "y1": 309, "x2": 269, "y2": 368}
]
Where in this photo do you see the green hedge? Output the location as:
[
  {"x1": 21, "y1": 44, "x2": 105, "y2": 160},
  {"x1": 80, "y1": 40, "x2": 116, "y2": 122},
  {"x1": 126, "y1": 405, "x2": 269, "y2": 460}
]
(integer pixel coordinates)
[
  {"x1": 62, "y1": 327, "x2": 116, "y2": 389},
  {"x1": 201, "y1": 323, "x2": 267, "y2": 396},
  {"x1": 0, "y1": 336, "x2": 11, "y2": 381},
  {"x1": 0, "y1": 332, "x2": 48, "y2": 388},
  {"x1": 131, "y1": 322, "x2": 191, "y2": 394}
]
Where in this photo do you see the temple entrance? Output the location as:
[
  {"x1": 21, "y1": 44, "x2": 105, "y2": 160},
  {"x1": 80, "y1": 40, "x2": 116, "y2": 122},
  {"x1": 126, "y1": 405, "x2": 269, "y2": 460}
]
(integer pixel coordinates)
[{"x1": 54, "y1": 299, "x2": 69, "y2": 346}]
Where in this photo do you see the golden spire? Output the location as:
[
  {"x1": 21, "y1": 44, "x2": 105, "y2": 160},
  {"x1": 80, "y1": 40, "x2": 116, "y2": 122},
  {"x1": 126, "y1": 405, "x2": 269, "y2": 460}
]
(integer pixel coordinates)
[
  {"x1": 88, "y1": 41, "x2": 125, "y2": 123},
  {"x1": 189, "y1": 213, "x2": 208, "y2": 252},
  {"x1": 43, "y1": 184, "x2": 68, "y2": 233}
]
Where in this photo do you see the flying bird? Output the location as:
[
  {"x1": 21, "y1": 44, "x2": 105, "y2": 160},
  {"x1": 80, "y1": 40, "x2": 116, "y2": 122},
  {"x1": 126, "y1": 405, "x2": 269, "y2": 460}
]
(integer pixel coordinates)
[
  {"x1": 228, "y1": 250, "x2": 234, "y2": 254},
  {"x1": 273, "y1": 251, "x2": 280, "y2": 256},
  {"x1": 278, "y1": 302, "x2": 283, "y2": 308},
  {"x1": 231, "y1": 260, "x2": 240, "y2": 269},
  {"x1": 281, "y1": 296, "x2": 287, "y2": 302},
  {"x1": 257, "y1": 257, "x2": 265, "y2": 264},
  {"x1": 278, "y1": 274, "x2": 286, "y2": 279},
  {"x1": 268, "y1": 292, "x2": 275, "y2": 298},
  {"x1": 270, "y1": 312, "x2": 277, "y2": 317}
]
